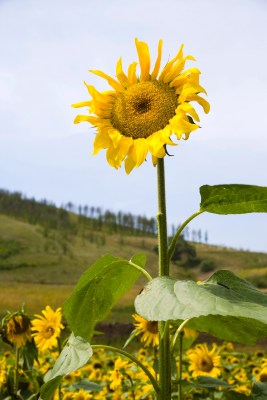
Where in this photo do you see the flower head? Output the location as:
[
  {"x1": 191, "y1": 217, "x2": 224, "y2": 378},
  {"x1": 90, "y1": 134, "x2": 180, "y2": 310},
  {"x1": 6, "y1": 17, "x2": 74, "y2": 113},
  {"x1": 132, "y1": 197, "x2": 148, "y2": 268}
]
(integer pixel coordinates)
[
  {"x1": 4, "y1": 312, "x2": 32, "y2": 348},
  {"x1": 73, "y1": 38, "x2": 209, "y2": 173},
  {"x1": 72, "y1": 389, "x2": 93, "y2": 399},
  {"x1": 109, "y1": 356, "x2": 129, "y2": 390},
  {"x1": 31, "y1": 306, "x2": 64, "y2": 351},
  {"x1": 133, "y1": 314, "x2": 159, "y2": 347},
  {"x1": 187, "y1": 343, "x2": 222, "y2": 378}
]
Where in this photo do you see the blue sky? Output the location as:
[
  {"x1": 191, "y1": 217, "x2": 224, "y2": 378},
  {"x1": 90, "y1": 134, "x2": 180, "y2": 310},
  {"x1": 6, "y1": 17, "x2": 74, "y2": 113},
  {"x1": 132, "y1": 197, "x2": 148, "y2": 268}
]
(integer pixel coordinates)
[{"x1": 1, "y1": 0, "x2": 267, "y2": 251}]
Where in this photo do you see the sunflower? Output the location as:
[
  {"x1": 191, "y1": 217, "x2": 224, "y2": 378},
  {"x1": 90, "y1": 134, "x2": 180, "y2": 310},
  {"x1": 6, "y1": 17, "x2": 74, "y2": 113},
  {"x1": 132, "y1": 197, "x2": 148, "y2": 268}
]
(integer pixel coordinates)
[
  {"x1": 5, "y1": 312, "x2": 32, "y2": 348},
  {"x1": 72, "y1": 389, "x2": 93, "y2": 399},
  {"x1": 31, "y1": 306, "x2": 64, "y2": 351},
  {"x1": 109, "y1": 356, "x2": 128, "y2": 390},
  {"x1": 73, "y1": 38, "x2": 209, "y2": 173},
  {"x1": 187, "y1": 343, "x2": 222, "y2": 378},
  {"x1": 133, "y1": 314, "x2": 159, "y2": 347}
]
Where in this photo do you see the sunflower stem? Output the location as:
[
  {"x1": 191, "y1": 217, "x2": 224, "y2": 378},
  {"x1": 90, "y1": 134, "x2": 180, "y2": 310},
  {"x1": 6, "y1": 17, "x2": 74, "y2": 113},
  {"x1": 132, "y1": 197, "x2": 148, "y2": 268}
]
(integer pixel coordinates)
[
  {"x1": 14, "y1": 345, "x2": 20, "y2": 396},
  {"x1": 178, "y1": 332, "x2": 183, "y2": 400},
  {"x1": 157, "y1": 158, "x2": 171, "y2": 400}
]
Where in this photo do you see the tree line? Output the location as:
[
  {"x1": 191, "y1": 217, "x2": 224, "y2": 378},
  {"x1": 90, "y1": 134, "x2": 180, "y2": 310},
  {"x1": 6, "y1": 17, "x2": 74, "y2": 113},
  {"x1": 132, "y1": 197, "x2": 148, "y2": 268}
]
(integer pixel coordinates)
[{"x1": 0, "y1": 189, "x2": 209, "y2": 242}]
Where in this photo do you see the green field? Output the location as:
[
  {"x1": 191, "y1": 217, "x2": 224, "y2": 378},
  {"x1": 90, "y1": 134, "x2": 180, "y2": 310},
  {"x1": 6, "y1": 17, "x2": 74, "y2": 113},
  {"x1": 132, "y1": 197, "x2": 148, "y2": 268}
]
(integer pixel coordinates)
[{"x1": 1, "y1": 211, "x2": 267, "y2": 325}]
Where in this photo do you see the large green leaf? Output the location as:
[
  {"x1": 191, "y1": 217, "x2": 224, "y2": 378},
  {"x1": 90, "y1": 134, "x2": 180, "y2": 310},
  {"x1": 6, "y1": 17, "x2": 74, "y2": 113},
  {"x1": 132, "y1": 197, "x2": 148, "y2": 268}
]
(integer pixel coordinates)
[
  {"x1": 63, "y1": 254, "x2": 143, "y2": 340},
  {"x1": 135, "y1": 270, "x2": 267, "y2": 344},
  {"x1": 40, "y1": 334, "x2": 92, "y2": 400},
  {"x1": 200, "y1": 184, "x2": 267, "y2": 214}
]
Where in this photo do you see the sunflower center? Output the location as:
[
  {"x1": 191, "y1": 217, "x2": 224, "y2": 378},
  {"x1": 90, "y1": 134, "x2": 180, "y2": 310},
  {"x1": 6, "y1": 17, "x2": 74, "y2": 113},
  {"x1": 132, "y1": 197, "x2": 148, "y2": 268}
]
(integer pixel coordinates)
[
  {"x1": 44, "y1": 326, "x2": 55, "y2": 338},
  {"x1": 199, "y1": 356, "x2": 214, "y2": 372},
  {"x1": 147, "y1": 321, "x2": 158, "y2": 334},
  {"x1": 111, "y1": 80, "x2": 178, "y2": 139},
  {"x1": 260, "y1": 373, "x2": 267, "y2": 383}
]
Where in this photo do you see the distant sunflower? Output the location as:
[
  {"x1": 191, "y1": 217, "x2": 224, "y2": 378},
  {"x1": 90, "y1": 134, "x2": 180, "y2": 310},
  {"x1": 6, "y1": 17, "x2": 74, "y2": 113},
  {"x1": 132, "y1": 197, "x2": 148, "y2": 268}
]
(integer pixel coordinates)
[
  {"x1": 109, "y1": 356, "x2": 128, "y2": 390},
  {"x1": 133, "y1": 314, "x2": 159, "y2": 347},
  {"x1": 73, "y1": 38, "x2": 209, "y2": 173},
  {"x1": 5, "y1": 313, "x2": 32, "y2": 348},
  {"x1": 187, "y1": 343, "x2": 221, "y2": 378},
  {"x1": 31, "y1": 306, "x2": 64, "y2": 351},
  {"x1": 72, "y1": 389, "x2": 93, "y2": 400}
]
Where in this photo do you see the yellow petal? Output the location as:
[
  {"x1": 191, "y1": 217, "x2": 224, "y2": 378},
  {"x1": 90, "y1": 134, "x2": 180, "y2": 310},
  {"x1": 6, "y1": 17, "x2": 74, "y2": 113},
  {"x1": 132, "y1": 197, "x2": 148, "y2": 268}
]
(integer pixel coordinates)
[
  {"x1": 116, "y1": 57, "x2": 130, "y2": 87},
  {"x1": 151, "y1": 39, "x2": 163, "y2": 79},
  {"x1": 177, "y1": 102, "x2": 200, "y2": 122},
  {"x1": 169, "y1": 67, "x2": 200, "y2": 89},
  {"x1": 74, "y1": 115, "x2": 99, "y2": 125},
  {"x1": 71, "y1": 101, "x2": 91, "y2": 108},
  {"x1": 90, "y1": 69, "x2": 124, "y2": 92},
  {"x1": 130, "y1": 138, "x2": 149, "y2": 167},
  {"x1": 135, "y1": 38, "x2": 150, "y2": 81},
  {"x1": 159, "y1": 43, "x2": 184, "y2": 81},
  {"x1": 186, "y1": 94, "x2": 210, "y2": 113},
  {"x1": 178, "y1": 83, "x2": 207, "y2": 102},
  {"x1": 93, "y1": 131, "x2": 113, "y2": 154},
  {"x1": 163, "y1": 55, "x2": 196, "y2": 83},
  {"x1": 125, "y1": 155, "x2": 136, "y2": 174},
  {"x1": 128, "y1": 62, "x2": 138, "y2": 85}
]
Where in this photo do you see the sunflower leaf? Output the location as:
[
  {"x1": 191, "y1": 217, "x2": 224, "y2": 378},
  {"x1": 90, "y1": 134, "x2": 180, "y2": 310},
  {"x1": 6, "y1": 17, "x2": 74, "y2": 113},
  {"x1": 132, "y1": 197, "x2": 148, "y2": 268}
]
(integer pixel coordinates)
[
  {"x1": 40, "y1": 334, "x2": 92, "y2": 400},
  {"x1": 199, "y1": 184, "x2": 267, "y2": 214},
  {"x1": 63, "y1": 254, "x2": 142, "y2": 340},
  {"x1": 251, "y1": 382, "x2": 267, "y2": 399},
  {"x1": 134, "y1": 270, "x2": 267, "y2": 344},
  {"x1": 182, "y1": 376, "x2": 233, "y2": 388}
]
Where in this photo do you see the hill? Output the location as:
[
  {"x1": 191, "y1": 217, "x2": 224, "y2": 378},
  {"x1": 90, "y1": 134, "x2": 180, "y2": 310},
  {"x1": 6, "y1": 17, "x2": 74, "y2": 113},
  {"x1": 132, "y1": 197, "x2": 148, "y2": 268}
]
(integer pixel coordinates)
[{"x1": 0, "y1": 190, "x2": 267, "y2": 324}]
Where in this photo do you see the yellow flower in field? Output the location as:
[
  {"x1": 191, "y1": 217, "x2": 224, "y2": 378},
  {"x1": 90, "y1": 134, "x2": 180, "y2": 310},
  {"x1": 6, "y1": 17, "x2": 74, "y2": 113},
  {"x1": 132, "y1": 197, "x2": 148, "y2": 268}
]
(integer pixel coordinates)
[
  {"x1": 133, "y1": 314, "x2": 159, "y2": 347},
  {"x1": 31, "y1": 306, "x2": 64, "y2": 351},
  {"x1": 183, "y1": 328, "x2": 199, "y2": 341},
  {"x1": 187, "y1": 343, "x2": 222, "y2": 378},
  {"x1": 109, "y1": 357, "x2": 128, "y2": 390},
  {"x1": 5, "y1": 313, "x2": 32, "y2": 348},
  {"x1": 258, "y1": 366, "x2": 267, "y2": 382},
  {"x1": 72, "y1": 389, "x2": 93, "y2": 399},
  {"x1": 0, "y1": 358, "x2": 6, "y2": 389},
  {"x1": 233, "y1": 384, "x2": 251, "y2": 396},
  {"x1": 73, "y1": 38, "x2": 209, "y2": 173}
]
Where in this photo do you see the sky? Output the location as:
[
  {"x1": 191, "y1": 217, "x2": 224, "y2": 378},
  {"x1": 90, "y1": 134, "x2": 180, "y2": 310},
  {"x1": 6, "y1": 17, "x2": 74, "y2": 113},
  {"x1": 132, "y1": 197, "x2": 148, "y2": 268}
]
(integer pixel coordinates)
[{"x1": 1, "y1": 0, "x2": 267, "y2": 252}]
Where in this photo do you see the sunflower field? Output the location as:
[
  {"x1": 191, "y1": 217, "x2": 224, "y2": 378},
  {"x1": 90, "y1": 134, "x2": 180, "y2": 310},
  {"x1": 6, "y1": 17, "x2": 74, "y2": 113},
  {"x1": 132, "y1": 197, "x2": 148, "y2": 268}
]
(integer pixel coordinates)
[{"x1": 0, "y1": 305, "x2": 266, "y2": 400}]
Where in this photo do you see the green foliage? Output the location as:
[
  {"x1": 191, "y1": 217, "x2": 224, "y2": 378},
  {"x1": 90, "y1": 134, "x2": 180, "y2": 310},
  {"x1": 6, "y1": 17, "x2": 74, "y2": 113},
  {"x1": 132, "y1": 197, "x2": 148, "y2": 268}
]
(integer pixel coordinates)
[
  {"x1": 63, "y1": 254, "x2": 144, "y2": 341},
  {"x1": 135, "y1": 270, "x2": 267, "y2": 344},
  {"x1": 0, "y1": 239, "x2": 22, "y2": 259},
  {"x1": 40, "y1": 334, "x2": 92, "y2": 400},
  {"x1": 200, "y1": 184, "x2": 267, "y2": 214},
  {"x1": 155, "y1": 235, "x2": 197, "y2": 266},
  {"x1": 199, "y1": 259, "x2": 216, "y2": 273},
  {"x1": 251, "y1": 382, "x2": 267, "y2": 400}
]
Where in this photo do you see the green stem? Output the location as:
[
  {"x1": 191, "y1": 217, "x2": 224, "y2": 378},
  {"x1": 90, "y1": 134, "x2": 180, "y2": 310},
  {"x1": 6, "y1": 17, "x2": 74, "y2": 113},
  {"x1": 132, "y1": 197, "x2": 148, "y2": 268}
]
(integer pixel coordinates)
[
  {"x1": 129, "y1": 260, "x2": 153, "y2": 281},
  {"x1": 91, "y1": 344, "x2": 160, "y2": 395},
  {"x1": 178, "y1": 332, "x2": 183, "y2": 400},
  {"x1": 171, "y1": 319, "x2": 190, "y2": 354},
  {"x1": 168, "y1": 210, "x2": 204, "y2": 263},
  {"x1": 157, "y1": 158, "x2": 171, "y2": 400},
  {"x1": 14, "y1": 345, "x2": 20, "y2": 396}
]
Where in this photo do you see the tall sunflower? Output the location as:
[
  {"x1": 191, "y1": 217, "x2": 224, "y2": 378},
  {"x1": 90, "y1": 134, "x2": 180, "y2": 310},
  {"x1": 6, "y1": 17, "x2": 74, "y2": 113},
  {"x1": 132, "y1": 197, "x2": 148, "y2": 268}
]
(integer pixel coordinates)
[
  {"x1": 133, "y1": 314, "x2": 159, "y2": 347},
  {"x1": 31, "y1": 306, "x2": 64, "y2": 351},
  {"x1": 73, "y1": 38, "x2": 209, "y2": 173},
  {"x1": 187, "y1": 343, "x2": 221, "y2": 378}
]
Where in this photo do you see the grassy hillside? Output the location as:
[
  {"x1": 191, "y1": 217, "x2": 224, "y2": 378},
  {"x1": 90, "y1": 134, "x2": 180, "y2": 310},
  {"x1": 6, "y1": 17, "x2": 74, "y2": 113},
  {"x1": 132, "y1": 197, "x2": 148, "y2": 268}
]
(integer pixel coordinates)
[{"x1": 1, "y1": 211, "x2": 267, "y2": 324}]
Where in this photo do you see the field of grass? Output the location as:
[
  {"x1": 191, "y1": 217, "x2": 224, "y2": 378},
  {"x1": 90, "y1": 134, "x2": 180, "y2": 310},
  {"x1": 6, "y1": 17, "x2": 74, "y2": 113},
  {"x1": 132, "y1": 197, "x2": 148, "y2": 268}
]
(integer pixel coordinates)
[{"x1": 1, "y1": 213, "x2": 267, "y2": 325}]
